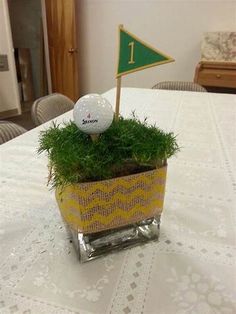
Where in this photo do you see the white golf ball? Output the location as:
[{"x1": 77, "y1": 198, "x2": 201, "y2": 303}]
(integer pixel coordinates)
[{"x1": 73, "y1": 94, "x2": 114, "y2": 134}]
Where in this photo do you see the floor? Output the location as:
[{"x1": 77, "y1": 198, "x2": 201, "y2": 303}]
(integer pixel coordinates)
[
  {"x1": 5, "y1": 111, "x2": 35, "y2": 130},
  {"x1": 5, "y1": 101, "x2": 35, "y2": 130}
]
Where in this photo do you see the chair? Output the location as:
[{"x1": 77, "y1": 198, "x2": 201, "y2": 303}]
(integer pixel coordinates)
[
  {"x1": 0, "y1": 121, "x2": 27, "y2": 145},
  {"x1": 31, "y1": 93, "x2": 74, "y2": 126},
  {"x1": 152, "y1": 81, "x2": 207, "y2": 92}
]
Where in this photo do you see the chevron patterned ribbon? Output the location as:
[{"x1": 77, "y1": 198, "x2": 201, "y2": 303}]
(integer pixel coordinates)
[{"x1": 55, "y1": 166, "x2": 167, "y2": 234}]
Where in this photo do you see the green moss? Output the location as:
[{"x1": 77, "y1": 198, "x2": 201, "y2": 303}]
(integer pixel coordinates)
[{"x1": 38, "y1": 116, "x2": 179, "y2": 188}]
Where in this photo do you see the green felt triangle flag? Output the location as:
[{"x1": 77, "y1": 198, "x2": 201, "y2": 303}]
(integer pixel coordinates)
[{"x1": 117, "y1": 26, "x2": 174, "y2": 77}]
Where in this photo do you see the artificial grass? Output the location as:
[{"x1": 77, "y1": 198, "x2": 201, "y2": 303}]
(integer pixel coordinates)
[{"x1": 38, "y1": 116, "x2": 179, "y2": 188}]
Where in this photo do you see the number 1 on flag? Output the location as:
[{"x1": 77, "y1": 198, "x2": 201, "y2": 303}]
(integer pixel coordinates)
[
  {"x1": 128, "y1": 42, "x2": 135, "y2": 64},
  {"x1": 117, "y1": 26, "x2": 174, "y2": 78}
]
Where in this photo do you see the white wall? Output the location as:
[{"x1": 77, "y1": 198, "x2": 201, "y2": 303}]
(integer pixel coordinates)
[
  {"x1": 78, "y1": 0, "x2": 236, "y2": 95},
  {"x1": 0, "y1": 0, "x2": 21, "y2": 115}
]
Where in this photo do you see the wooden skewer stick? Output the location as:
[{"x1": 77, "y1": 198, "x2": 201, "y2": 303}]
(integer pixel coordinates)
[
  {"x1": 90, "y1": 134, "x2": 100, "y2": 142},
  {"x1": 115, "y1": 76, "x2": 122, "y2": 121},
  {"x1": 115, "y1": 24, "x2": 124, "y2": 121}
]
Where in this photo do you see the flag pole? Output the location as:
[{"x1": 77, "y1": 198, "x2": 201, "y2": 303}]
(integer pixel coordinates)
[
  {"x1": 115, "y1": 24, "x2": 124, "y2": 121},
  {"x1": 115, "y1": 76, "x2": 122, "y2": 121}
]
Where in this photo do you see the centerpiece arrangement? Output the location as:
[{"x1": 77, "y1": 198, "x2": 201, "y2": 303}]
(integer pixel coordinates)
[{"x1": 38, "y1": 26, "x2": 179, "y2": 262}]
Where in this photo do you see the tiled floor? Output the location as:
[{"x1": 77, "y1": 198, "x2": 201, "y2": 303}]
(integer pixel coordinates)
[
  {"x1": 5, "y1": 110, "x2": 35, "y2": 130},
  {"x1": 4, "y1": 101, "x2": 35, "y2": 130}
]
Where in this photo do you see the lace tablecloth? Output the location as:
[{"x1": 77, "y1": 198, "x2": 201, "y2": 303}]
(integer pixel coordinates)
[{"x1": 0, "y1": 88, "x2": 235, "y2": 314}]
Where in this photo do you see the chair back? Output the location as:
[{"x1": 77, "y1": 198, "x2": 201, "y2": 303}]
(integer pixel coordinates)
[
  {"x1": 152, "y1": 81, "x2": 207, "y2": 92},
  {"x1": 0, "y1": 121, "x2": 27, "y2": 145},
  {"x1": 31, "y1": 93, "x2": 74, "y2": 126}
]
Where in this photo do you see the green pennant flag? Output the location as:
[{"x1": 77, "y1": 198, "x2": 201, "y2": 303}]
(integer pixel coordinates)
[{"x1": 116, "y1": 26, "x2": 174, "y2": 77}]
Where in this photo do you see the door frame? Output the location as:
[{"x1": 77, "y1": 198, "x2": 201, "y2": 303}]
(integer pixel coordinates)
[{"x1": 41, "y1": 0, "x2": 52, "y2": 94}]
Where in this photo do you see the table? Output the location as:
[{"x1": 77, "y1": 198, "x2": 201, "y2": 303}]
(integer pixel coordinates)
[{"x1": 0, "y1": 88, "x2": 236, "y2": 314}]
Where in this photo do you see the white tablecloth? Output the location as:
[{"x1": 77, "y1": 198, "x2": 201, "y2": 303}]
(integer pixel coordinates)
[{"x1": 0, "y1": 88, "x2": 235, "y2": 314}]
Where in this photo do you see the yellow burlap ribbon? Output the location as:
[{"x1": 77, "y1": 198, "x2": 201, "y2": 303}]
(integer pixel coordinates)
[{"x1": 56, "y1": 166, "x2": 167, "y2": 234}]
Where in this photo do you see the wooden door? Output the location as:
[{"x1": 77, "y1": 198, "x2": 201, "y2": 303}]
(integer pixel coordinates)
[{"x1": 44, "y1": 0, "x2": 79, "y2": 101}]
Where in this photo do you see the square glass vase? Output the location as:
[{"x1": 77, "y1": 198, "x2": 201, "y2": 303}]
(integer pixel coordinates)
[{"x1": 56, "y1": 166, "x2": 167, "y2": 263}]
